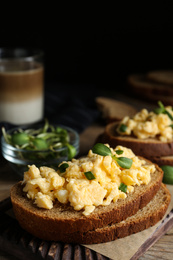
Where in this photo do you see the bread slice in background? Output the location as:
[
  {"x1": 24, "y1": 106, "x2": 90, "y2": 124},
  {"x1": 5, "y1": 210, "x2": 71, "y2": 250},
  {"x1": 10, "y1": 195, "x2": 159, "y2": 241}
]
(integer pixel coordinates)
[
  {"x1": 128, "y1": 72, "x2": 173, "y2": 106},
  {"x1": 128, "y1": 73, "x2": 173, "y2": 96},
  {"x1": 100, "y1": 121, "x2": 173, "y2": 167},
  {"x1": 101, "y1": 122, "x2": 173, "y2": 159},
  {"x1": 151, "y1": 155, "x2": 173, "y2": 167},
  {"x1": 11, "y1": 160, "x2": 163, "y2": 242},
  {"x1": 96, "y1": 97, "x2": 137, "y2": 123},
  {"x1": 147, "y1": 70, "x2": 173, "y2": 85}
]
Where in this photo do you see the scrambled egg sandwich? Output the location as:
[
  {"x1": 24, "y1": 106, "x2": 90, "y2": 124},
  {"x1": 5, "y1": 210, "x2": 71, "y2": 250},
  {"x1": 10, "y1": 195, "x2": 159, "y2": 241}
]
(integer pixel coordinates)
[{"x1": 10, "y1": 142, "x2": 170, "y2": 244}]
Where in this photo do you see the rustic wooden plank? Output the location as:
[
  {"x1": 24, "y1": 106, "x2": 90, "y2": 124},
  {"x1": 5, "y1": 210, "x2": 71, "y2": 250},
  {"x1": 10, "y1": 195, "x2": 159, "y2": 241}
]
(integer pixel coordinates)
[
  {"x1": 47, "y1": 241, "x2": 63, "y2": 260},
  {"x1": 131, "y1": 209, "x2": 173, "y2": 260},
  {"x1": 37, "y1": 241, "x2": 50, "y2": 259},
  {"x1": 74, "y1": 244, "x2": 84, "y2": 260},
  {"x1": 139, "y1": 228, "x2": 173, "y2": 259},
  {"x1": 61, "y1": 244, "x2": 73, "y2": 260}
]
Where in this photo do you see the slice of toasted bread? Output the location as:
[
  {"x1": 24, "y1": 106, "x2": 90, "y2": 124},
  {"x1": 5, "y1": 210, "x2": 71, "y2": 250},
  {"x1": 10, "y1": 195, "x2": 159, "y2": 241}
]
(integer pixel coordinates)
[
  {"x1": 128, "y1": 74, "x2": 173, "y2": 96},
  {"x1": 11, "y1": 183, "x2": 170, "y2": 244},
  {"x1": 151, "y1": 155, "x2": 173, "y2": 167},
  {"x1": 96, "y1": 97, "x2": 137, "y2": 123},
  {"x1": 147, "y1": 70, "x2": 173, "y2": 85},
  {"x1": 140, "y1": 95, "x2": 173, "y2": 107},
  {"x1": 11, "y1": 159, "x2": 163, "y2": 240},
  {"x1": 102, "y1": 122, "x2": 173, "y2": 158},
  {"x1": 128, "y1": 73, "x2": 173, "y2": 106}
]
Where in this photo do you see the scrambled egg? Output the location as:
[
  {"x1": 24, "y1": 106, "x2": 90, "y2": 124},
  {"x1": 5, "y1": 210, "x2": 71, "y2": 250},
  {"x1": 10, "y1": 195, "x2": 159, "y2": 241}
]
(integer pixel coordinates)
[
  {"x1": 117, "y1": 107, "x2": 173, "y2": 141},
  {"x1": 22, "y1": 145, "x2": 155, "y2": 216}
]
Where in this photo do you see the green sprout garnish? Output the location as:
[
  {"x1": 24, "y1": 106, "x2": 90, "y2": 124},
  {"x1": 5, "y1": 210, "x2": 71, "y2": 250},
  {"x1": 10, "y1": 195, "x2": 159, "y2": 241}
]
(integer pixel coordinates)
[
  {"x1": 119, "y1": 183, "x2": 127, "y2": 193},
  {"x1": 119, "y1": 124, "x2": 127, "y2": 132},
  {"x1": 115, "y1": 149, "x2": 124, "y2": 155},
  {"x1": 153, "y1": 101, "x2": 173, "y2": 120},
  {"x1": 92, "y1": 143, "x2": 133, "y2": 169},
  {"x1": 1, "y1": 119, "x2": 77, "y2": 161},
  {"x1": 11, "y1": 132, "x2": 30, "y2": 146},
  {"x1": 84, "y1": 171, "x2": 96, "y2": 180},
  {"x1": 58, "y1": 163, "x2": 69, "y2": 173},
  {"x1": 65, "y1": 143, "x2": 77, "y2": 160},
  {"x1": 112, "y1": 155, "x2": 133, "y2": 169}
]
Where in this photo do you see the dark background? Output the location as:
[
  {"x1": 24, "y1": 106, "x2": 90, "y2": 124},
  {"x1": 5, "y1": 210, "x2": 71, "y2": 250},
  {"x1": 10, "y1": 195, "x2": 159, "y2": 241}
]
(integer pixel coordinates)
[
  {"x1": 1, "y1": 7, "x2": 173, "y2": 132},
  {"x1": 1, "y1": 9, "x2": 173, "y2": 95}
]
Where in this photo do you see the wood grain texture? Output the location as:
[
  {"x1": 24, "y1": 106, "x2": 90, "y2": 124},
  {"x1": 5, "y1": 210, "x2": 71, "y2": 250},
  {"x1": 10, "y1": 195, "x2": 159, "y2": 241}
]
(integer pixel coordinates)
[
  {"x1": 132, "y1": 209, "x2": 173, "y2": 260},
  {"x1": 139, "y1": 227, "x2": 173, "y2": 260}
]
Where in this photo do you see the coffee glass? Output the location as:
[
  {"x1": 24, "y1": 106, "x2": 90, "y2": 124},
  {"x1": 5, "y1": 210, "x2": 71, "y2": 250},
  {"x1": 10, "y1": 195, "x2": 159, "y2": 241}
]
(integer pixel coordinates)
[{"x1": 0, "y1": 48, "x2": 44, "y2": 125}]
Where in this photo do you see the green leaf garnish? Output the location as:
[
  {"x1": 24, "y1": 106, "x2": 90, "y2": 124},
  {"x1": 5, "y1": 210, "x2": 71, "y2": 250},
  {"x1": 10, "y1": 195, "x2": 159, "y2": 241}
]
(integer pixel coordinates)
[
  {"x1": 92, "y1": 143, "x2": 133, "y2": 169},
  {"x1": 84, "y1": 171, "x2": 96, "y2": 180},
  {"x1": 32, "y1": 138, "x2": 49, "y2": 150},
  {"x1": 115, "y1": 150, "x2": 123, "y2": 155},
  {"x1": 11, "y1": 132, "x2": 30, "y2": 146},
  {"x1": 153, "y1": 107, "x2": 164, "y2": 114},
  {"x1": 92, "y1": 143, "x2": 112, "y2": 156},
  {"x1": 153, "y1": 101, "x2": 173, "y2": 120},
  {"x1": 119, "y1": 183, "x2": 127, "y2": 193},
  {"x1": 153, "y1": 101, "x2": 165, "y2": 114},
  {"x1": 66, "y1": 143, "x2": 77, "y2": 160},
  {"x1": 119, "y1": 124, "x2": 127, "y2": 132},
  {"x1": 164, "y1": 110, "x2": 173, "y2": 120},
  {"x1": 58, "y1": 163, "x2": 69, "y2": 173},
  {"x1": 113, "y1": 156, "x2": 133, "y2": 169},
  {"x1": 160, "y1": 165, "x2": 173, "y2": 184}
]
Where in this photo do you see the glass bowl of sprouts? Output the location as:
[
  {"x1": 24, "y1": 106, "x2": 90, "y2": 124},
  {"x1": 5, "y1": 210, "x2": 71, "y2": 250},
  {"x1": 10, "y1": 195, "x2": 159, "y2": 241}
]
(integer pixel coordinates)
[{"x1": 1, "y1": 120, "x2": 79, "y2": 177}]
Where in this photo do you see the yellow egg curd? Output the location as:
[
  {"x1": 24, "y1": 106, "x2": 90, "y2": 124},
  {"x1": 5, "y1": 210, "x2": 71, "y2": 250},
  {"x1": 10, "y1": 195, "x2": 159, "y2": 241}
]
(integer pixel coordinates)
[
  {"x1": 117, "y1": 106, "x2": 173, "y2": 141},
  {"x1": 22, "y1": 144, "x2": 155, "y2": 216}
]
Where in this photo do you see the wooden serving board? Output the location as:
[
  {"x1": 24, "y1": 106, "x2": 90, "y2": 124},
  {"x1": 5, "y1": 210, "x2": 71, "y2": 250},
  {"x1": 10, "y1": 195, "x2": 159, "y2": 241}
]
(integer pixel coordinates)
[{"x1": 0, "y1": 197, "x2": 173, "y2": 260}]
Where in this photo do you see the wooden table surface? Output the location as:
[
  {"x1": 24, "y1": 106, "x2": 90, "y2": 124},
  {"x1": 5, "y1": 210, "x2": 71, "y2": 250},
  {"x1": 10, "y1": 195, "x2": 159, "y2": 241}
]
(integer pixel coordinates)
[{"x1": 0, "y1": 96, "x2": 173, "y2": 260}]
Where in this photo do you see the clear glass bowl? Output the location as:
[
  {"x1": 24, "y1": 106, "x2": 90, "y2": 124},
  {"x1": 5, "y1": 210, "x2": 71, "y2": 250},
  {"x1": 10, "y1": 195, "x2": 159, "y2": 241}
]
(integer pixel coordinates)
[{"x1": 1, "y1": 124, "x2": 79, "y2": 177}]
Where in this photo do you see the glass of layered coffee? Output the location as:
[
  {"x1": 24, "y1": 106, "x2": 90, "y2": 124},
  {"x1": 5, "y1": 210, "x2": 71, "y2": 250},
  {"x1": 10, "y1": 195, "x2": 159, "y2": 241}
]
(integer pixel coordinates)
[{"x1": 0, "y1": 48, "x2": 44, "y2": 124}]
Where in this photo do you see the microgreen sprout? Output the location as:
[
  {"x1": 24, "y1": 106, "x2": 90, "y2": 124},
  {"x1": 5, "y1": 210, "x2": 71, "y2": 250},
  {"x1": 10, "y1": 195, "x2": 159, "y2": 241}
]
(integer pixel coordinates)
[
  {"x1": 115, "y1": 149, "x2": 124, "y2": 155},
  {"x1": 119, "y1": 183, "x2": 127, "y2": 193},
  {"x1": 1, "y1": 119, "x2": 77, "y2": 161},
  {"x1": 119, "y1": 124, "x2": 127, "y2": 132},
  {"x1": 84, "y1": 171, "x2": 96, "y2": 180},
  {"x1": 58, "y1": 163, "x2": 69, "y2": 173},
  {"x1": 92, "y1": 143, "x2": 133, "y2": 169},
  {"x1": 153, "y1": 101, "x2": 173, "y2": 120}
]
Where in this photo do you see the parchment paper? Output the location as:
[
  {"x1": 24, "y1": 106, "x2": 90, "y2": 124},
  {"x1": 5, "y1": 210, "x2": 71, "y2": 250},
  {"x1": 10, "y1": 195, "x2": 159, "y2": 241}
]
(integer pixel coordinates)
[{"x1": 84, "y1": 185, "x2": 173, "y2": 260}]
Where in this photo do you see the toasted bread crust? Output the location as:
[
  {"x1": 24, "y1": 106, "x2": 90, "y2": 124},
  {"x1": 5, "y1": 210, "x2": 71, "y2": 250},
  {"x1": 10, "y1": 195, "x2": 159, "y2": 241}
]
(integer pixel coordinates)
[
  {"x1": 128, "y1": 73, "x2": 173, "y2": 106},
  {"x1": 11, "y1": 159, "x2": 163, "y2": 239},
  {"x1": 102, "y1": 122, "x2": 173, "y2": 158},
  {"x1": 95, "y1": 97, "x2": 137, "y2": 123},
  {"x1": 11, "y1": 183, "x2": 170, "y2": 244},
  {"x1": 147, "y1": 70, "x2": 173, "y2": 85},
  {"x1": 150, "y1": 156, "x2": 173, "y2": 166},
  {"x1": 128, "y1": 74, "x2": 173, "y2": 96}
]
